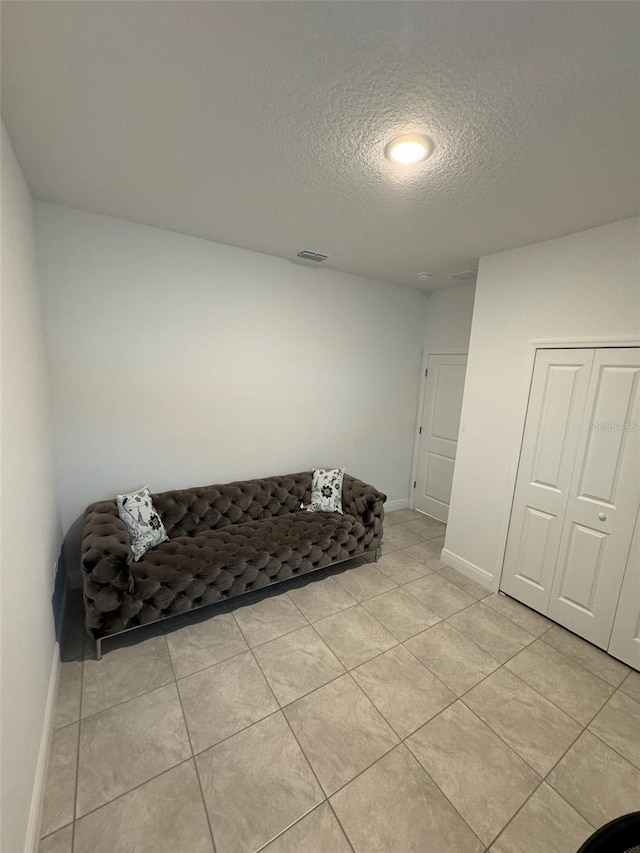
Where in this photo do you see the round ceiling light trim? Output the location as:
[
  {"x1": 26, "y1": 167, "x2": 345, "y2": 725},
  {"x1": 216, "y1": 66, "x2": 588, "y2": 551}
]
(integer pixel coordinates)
[
  {"x1": 417, "y1": 272, "x2": 432, "y2": 280},
  {"x1": 384, "y1": 134, "x2": 434, "y2": 165}
]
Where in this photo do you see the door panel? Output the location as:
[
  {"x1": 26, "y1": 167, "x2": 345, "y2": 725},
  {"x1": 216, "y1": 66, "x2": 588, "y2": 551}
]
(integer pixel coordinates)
[
  {"x1": 608, "y1": 508, "x2": 640, "y2": 669},
  {"x1": 415, "y1": 354, "x2": 467, "y2": 522},
  {"x1": 556, "y1": 523, "x2": 607, "y2": 614},
  {"x1": 424, "y1": 452, "x2": 455, "y2": 506},
  {"x1": 500, "y1": 350, "x2": 594, "y2": 613},
  {"x1": 431, "y1": 364, "x2": 467, "y2": 441},
  {"x1": 531, "y1": 364, "x2": 586, "y2": 491},
  {"x1": 548, "y1": 349, "x2": 640, "y2": 648},
  {"x1": 517, "y1": 507, "x2": 556, "y2": 590},
  {"x1": 578, "y1": 366, "x2": 638, "y2": 504}
]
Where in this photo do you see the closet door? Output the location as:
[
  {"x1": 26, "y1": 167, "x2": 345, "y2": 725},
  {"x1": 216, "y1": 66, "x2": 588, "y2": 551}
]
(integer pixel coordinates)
[
  {"x1": 608, "y1": 508, "x2": 640, "y2": 669},
  {"x1": 500, "y1": 349, "x2": 594, "y2": 613},
  {"x1": 548, "y1": 348, "x2": 640, "y2": 649}
]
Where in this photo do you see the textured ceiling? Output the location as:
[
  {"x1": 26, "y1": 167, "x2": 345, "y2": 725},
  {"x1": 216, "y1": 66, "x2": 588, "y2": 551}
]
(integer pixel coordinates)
[{"x1": 2, "y1": 1, "x2": 639, "y2": 290}]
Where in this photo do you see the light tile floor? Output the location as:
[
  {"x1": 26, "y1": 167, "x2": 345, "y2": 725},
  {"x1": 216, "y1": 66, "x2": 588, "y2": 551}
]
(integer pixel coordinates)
[{"x1": 41, "y1": 510, "x2": 640, "y2": 853}]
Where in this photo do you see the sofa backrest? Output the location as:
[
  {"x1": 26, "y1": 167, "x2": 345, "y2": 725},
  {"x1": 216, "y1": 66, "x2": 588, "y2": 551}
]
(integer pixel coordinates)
[{"x1": 152, "y1": 472, "x2": 312, "y2": 538}]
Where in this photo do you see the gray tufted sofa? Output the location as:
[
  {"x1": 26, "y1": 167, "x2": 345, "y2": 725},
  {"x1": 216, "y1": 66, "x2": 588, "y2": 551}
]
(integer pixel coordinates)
[{"x1": 81, "y1": 471, "x2": 386, "y2": 658}]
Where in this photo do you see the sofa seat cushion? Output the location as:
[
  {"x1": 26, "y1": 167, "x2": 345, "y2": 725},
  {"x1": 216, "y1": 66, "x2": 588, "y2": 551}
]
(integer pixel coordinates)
[{"x1": 123, "y1": 511, "x2": 366, "y2": 624}]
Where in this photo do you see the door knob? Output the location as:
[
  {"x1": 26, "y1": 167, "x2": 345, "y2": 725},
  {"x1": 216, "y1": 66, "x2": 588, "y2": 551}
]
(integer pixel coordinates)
[{"x1": 598, "y1": 512, "x2": 607, "y2": 522}]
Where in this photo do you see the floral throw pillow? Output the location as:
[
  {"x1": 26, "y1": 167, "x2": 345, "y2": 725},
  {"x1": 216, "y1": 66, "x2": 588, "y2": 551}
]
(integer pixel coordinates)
[
  {"x1": 116, "y1": 486, "x2": 168, "y2": 561},
  {"x1": 309, "y1": 467, "x2": 345, "y2": 514}
]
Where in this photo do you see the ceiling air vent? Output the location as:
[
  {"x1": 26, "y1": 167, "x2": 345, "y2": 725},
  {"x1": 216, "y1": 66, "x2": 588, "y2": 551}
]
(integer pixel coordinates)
[
  {"x1": 296, "y1": 250, "x2": 329, "y2": 263},
  {"x1": 448, "y1": 269, "x2": 477, "y2": 283}
]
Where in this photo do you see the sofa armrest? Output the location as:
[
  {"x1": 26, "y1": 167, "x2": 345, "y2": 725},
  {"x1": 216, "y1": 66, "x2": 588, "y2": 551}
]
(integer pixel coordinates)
[
  {"x1": 82, "y1": 502, "x2": 134, "y2": 631},
  {"x1": 342, "y1": 475, "x2": 386, "y2": 528}
]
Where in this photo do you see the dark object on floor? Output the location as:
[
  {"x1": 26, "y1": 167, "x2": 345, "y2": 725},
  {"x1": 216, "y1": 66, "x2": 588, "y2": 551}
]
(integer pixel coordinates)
[
  {"x1": 577, "y1": 812, "x2": 640, "y2": 852},
  {"x1": 82, "y1": 471, "x2": 385, "y2": 658}
]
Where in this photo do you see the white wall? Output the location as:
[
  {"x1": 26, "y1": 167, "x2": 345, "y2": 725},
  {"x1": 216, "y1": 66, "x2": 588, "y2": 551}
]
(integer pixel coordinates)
[
  {"x1": 423, "y1": 283, "x2": 475, "y2": 353},
  {"x1": 1, "y1": 124, "x2": 62, "y2": 853},
  {"x1": 445, "y1": 217, "x2": 640, "y2": 588},
  {"x1": 35, "y1": 203, "x2": 429, "y2": 534}
]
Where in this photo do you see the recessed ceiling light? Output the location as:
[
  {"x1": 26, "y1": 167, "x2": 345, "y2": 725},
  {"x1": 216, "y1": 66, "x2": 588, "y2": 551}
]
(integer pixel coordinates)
[
  {"x1": 417, "y1": 272, "x2": 432, "y2": 280},
  {"x1": 384, "y1": 134, "x2": 434, "y2": 165}
]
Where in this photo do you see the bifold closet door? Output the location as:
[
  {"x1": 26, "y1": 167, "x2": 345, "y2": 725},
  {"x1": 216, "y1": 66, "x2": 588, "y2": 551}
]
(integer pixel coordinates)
[
  {"x1": 608, "y1": 508, "x2": 640, "y2": 669},
  {"x1": 547, "y1": 348, "x2": 640, "y2": 649},
  {"x1": 500, "y1": 349, "x2": 594, "y2": 613}
]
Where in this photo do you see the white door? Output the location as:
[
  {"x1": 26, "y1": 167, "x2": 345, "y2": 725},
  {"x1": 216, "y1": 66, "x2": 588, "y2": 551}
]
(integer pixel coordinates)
[
  {"x1": 608, "y1": 507, "x2": 640, "y2": 669},
  {"x1": 415, "y1": 354, "x2": 467, "y2": 522},
  {"x1": 609, "y1": 506, "x2": 640, "y2": 669},
  {"x1": 501, "y1": 349, "x2": 594, "y2": 613},
  {"x1": 548, "y1": 348, "x2": 640, "y2": 648}
]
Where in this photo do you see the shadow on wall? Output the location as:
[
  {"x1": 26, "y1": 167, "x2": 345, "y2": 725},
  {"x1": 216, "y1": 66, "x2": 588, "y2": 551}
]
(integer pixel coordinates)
[{"x1": 54, "y1": 514, "x2": 86, "y2": 662}]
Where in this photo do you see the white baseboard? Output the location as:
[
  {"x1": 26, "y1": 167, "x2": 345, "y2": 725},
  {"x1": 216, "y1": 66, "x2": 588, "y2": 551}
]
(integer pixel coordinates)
[
  {"x1": 440, "y1": 549, "x2": 497, "y2": 592},
  {"x1": 24, "y1": 642, "x2": 60, "y2": 853},
  {"x1": 384, "y1": 498, "x2": 410, "y2": 512}
]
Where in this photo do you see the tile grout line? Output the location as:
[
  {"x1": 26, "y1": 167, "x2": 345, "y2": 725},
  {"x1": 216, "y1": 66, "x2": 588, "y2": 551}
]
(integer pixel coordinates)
[
  {"x1": 243, "y1": 651, "x2": 477, "y2": 852},
  {"x1": 435, "y1": 566, "x2": 496, "y2": 601},
  {"x1": 164, "y1": 632, "x2": 218, "y2": 853},
  {"x1": 270, "y1": 566, "x2": 509, "y2": 719},
  {"x1": 457, "y1": 584, "x2": 630, "y2": 688},
  {"x1": 541, "y1": 728, "x2": 598, "y2": 824},
  {"x1": 252, "y1": 801, "x2": 357, "y2": 853},
  {"x1": 401, "y1": 614, "x2": 504, "y2": 681},
  {"x1": 500, "y1": 657, "x2": 614, "y2": 726},
  {"x1": 399, "y1": 579, "x2": 500, "y2": 631},
  {"x1": 127, "y1": 665, "x2": 625, "y2": 838},
  {"x1": 462, "y1": 650, "x2": 632, "y2": 841},
  {"x1": 69, "y1": 630, "x2": 86, "y2": 850},
  {"x1": 444, "y1": 613, "x2": 537, "y2": 658},
  {"x1": 175, "y1": 622, "x2": 327, "y2": 685},
  {"x1": 484, "y1": 777, "x2": 550, "y2": 850},
  {"x1": 583, "y1": 721, "x2": 640, "y2": 775},
  {"x1": 170, "y1": 644, "x2": 248, "y2": 682},
  {"x1": 73, "y1": 638, "x2": 190, "y2": 828},
  {"x1": 80, "y1": 615, "x2": 418, "y2": 777},
  {"x1": 398, "y1": 668, "x2": 545, "y2": 846},
  {"x1": 326, "y1": 799, "x2": 358, "y2": 853},
  {"x1": 273, "y1": 712, "x2": 342, "y2": 849},
  {"x1": 440, "y1": 626, "x2": 626, "y2": 785},
  {"x1": 386, "y1": 615, "x2": 611, "y2": 844},
  {"x1": 401, "y1": 668, "x2": 589, "y2": 849},
  {"x1": 453, "y1": 634, "x2": 580, "y2": 720},
  {"x1": 224, "y1": 638, "x2": 356, "y2": 853},
  {"x1": 63, "y1": 635, "x2": 219, "y2": 848},
  {"x1": 458, "y1": 668, "x2": 583, "y2": 776},
  {"x1": 386, "y1": 539, "x2": 562, "y2": 649},
  {"x1": 412, "y1": 576, "x2": 623, "y2": 724},
  {"x1": 68, "y1": 758, "x2": 198, "y2": 832},
  {"x1": 74, "y1": 674, "x2": 177, "y2": 726},
  {"x1": 58, "y1": 672, "x2": 506, "y2": 853},
  {"x1": 249, "y1": 654, "x2": 486, "y2": 851},
  {"x1": 168, "y1": 598, "x2": 319, "y2": 682},
  {"x1": 229, "y1": 590, "x2": 310, "y2": 649},
  {"x1": 398, "y1": 737, "x2": 488, "y2": 847},
  {"x1": 190, "y1": 707, "x2": 287, "y2": 760},
  {"x1": 538, "y1": 631, "x2": 631, "y2": 688},
  {"x1": 162, "y1": 633, "x2": 195, "y2": 758}
]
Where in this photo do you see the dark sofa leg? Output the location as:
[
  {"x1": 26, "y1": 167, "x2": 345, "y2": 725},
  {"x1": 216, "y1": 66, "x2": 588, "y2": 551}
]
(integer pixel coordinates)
[{"x1": 95, "y1": 637, "x2": 102, "y2": 661}]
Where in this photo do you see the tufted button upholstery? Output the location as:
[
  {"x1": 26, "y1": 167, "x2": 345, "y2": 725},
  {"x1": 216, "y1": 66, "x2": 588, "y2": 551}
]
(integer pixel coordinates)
[{"x1": 82, "y1": 472, "x2": 385, "y2": 639}]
